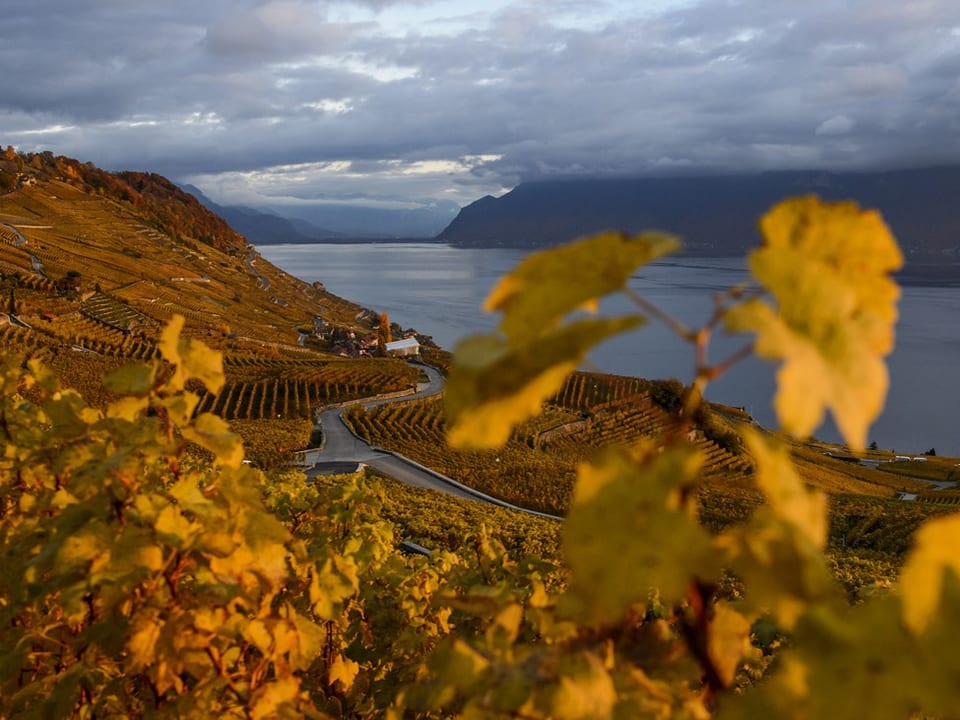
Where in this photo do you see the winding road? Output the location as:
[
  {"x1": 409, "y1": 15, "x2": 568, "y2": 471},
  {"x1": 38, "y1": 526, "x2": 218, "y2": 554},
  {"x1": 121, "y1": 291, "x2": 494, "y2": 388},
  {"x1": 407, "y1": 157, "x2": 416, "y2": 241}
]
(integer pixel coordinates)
[
  {"x1": 1, "y1": 223, "x2": 26, "y2": 247},
  {"x1": 245, "y1": 246, "x2": 270, "y2": 291},
  {"x1": 305, "y1": 362, "x2": 561, "y2": 520}
]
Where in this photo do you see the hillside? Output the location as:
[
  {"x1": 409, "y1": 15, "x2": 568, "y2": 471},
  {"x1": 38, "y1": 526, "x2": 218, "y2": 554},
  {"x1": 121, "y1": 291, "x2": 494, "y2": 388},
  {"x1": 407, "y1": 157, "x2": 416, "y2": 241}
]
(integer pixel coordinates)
[
  {"x1": 437, "y1": 167, "x2": 960, "y2": 261},
  {"x1": 0, "y1": 149, "x2": 422, "y2": 462}
]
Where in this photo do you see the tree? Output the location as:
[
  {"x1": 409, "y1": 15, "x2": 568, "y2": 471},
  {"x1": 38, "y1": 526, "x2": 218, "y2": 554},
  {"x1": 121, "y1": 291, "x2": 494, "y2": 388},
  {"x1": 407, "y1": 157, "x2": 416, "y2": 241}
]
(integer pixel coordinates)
[{"x1": 378, "y1": 311, "x2": 392, "y2": 356}]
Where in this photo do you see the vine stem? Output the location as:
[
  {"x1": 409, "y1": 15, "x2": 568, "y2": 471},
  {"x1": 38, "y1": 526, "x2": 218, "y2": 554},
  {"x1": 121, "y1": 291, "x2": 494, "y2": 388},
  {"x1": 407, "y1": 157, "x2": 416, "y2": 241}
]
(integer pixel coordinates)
[
  {"x1": 624, "y1": 287, "x2": 694, "y2": 342},
  {"x1": 707, "y1": 343, "x2": 755, "y2": 380}
]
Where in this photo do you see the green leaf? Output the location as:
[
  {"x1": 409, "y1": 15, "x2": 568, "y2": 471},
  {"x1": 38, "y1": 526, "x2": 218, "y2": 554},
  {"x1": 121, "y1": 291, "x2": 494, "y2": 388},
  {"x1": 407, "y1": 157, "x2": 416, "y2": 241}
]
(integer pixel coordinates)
[
  {"x1": 563, "y1": 444, "x2": 717, "y2": 625},
  {"x1": 726, "y1": 196, "x2": 902, "y2": 449},
  {"x1": 485, "y1": 231, "x2": 679, "y2": 342},
  {"x1": 446, "y1": 316, "x2": 643, "y2": 449}
]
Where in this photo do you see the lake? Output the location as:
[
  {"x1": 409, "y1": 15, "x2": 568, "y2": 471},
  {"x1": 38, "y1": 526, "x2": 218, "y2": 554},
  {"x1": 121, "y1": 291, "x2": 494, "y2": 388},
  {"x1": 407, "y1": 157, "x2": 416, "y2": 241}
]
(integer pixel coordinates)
[{"x1": 259, "y1": 242, "x2": 960, "y2": 456}]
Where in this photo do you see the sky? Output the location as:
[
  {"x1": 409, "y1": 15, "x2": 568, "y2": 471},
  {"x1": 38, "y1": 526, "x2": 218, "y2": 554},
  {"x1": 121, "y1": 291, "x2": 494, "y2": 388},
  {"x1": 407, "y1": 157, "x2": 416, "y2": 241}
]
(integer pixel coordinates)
[{"x1": 3, "y1": 0, "x2": 960, "y2": 214}]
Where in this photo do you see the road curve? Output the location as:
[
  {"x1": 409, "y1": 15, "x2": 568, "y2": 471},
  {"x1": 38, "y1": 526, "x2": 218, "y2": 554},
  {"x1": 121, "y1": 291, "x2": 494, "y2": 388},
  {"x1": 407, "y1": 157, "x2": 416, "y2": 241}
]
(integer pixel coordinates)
[
  {"x1": 1, "y1": 223, "x2": 26, "y2": 247},
  {"x1": 306, "y1": 362, "x2": 561, "y2": 520}
]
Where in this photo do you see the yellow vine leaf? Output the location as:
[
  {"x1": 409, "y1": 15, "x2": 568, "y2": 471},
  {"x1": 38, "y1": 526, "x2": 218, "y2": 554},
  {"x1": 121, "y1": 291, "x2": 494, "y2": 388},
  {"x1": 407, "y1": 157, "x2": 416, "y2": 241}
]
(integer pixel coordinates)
[
  {"x1": 107, "y1": 396, "x2": 150, "y2": 422},
  {"x1": 328, "y1": 654, "x2": 361, "y2": 691},
  {"x1": 180, "y1": 413, "x2": 244, "y2": 469},
  {"x1": 563, "y1": 445, "x2": 716, "y2": 625},
  {"x1": 485, "y1": 603, "x2": 524, "y2": 652},
  {"x1": 547, "y1": 652, "x2": 617, "y2": 720},
  {"x1": 485, "y1": 231, "x2": 678, "y2": 343},
  {"x1": 715, "y1": 433, "x2": 837, "y2": 629},
  {"x1": 436, "y1": 638, "x2": 491, "y2": 704},
  {"x1": 250, "y1": 676, "x2": 301, "y2": 720},
  {"x1": 245, "y1": 619, "x2": 274, "y2": 654},
  {"x1": 155, "y1": 505, "x2": 201, "y2": 549},
  {"x1": 159, "y1": 315, "x2": 225, "y2": 394},
  {"x1": 290, "y1": 611, "x2": 327, "y2": 672},
  {"x1": 726, "y1": 196, "x2": 902, "y2": 449},
  {"x1": 898, "y1": 514, "x2": 960, "y2": 634},
  {"x1": 744, "y1": 429, "x2": 827, "y2": 549},
  {"x1": 708, "y1": 602, "x2": 755, "y2": 688},
  {"x1": 103, "y1": 363, "x2": 156, "y2": 396},
  {"x1": 726, "y1": 598, "x2": 941, "y2": 720},
  {"x1": 446, "y1": 317, "x2": 642, "y2": 449},
  {"x1": 126, "y1": 617, "x2": 162, "y2": 673}
]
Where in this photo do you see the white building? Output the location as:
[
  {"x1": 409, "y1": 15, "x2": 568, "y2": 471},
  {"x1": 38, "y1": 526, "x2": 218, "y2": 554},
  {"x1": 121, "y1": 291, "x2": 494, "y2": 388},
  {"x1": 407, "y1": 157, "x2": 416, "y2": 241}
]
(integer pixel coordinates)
[{"x1": 385, "y1": 337, "x2": 420, "y2": 357}]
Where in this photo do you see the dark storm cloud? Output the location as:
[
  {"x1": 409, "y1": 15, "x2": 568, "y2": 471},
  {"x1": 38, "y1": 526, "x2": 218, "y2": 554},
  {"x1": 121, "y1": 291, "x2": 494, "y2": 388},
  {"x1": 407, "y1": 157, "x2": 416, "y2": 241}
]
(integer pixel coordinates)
[{"x1": 2, "y1": 0, "x2": 960, "y2": 207}]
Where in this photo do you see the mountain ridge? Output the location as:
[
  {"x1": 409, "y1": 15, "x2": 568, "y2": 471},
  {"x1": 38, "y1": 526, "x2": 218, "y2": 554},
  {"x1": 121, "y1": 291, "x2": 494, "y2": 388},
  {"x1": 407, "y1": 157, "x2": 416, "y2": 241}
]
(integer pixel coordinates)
[{"x1": 436, "y1": 167, "x2": 960, "y2": 260}]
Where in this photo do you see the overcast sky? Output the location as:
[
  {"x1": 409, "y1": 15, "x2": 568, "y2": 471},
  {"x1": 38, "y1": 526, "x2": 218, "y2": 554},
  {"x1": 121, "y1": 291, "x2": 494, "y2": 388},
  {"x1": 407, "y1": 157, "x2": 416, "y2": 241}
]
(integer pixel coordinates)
[{"x1": 3, "y1": 0, "x2": 960, "y2": 211}]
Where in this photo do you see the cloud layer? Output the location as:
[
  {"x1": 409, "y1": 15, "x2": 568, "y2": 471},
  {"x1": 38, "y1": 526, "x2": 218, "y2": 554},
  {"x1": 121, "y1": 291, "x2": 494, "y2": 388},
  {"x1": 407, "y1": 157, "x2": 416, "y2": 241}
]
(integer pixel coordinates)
[{"x1": 3, "y1": 0, "x2": 959, "y2": 209}]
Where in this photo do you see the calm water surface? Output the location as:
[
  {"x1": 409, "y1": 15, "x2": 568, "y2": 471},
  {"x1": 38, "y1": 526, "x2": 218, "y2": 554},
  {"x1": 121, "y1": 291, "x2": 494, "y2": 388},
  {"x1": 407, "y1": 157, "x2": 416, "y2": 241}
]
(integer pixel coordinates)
[{"x1": 259, "y1": 243, "x2": 960, "y2": 456}]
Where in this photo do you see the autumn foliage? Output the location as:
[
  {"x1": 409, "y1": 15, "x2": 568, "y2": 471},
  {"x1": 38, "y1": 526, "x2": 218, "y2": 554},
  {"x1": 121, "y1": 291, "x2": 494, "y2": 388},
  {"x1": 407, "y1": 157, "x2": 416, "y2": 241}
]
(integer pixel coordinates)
[{"x1": 4, "y1": 197, "x2": 960, "y2": 719}]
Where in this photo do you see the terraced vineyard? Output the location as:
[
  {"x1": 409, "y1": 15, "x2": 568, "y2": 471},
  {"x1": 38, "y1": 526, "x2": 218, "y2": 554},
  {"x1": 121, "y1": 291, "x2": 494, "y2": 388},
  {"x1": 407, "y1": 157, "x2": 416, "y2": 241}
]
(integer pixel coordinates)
[
  {"x1": 229, "y1": 418, "x2": 316, "y2": 468},
  {"x1": 917, "y1": 490, "x2": 960, "y2": 505},
  {"x1": 550, "y1": 371, "x2": 659, "y2": 411},
  {"x1": 197, "y1": 356, "x2": 419, "y2": 420},
  {"x1": 0, "y1": 322, "x2": 56, "y2": 363},
  {"x1": 344, "y1": 388, "x2": 755, "y2": 515},
  {"x1": 80, "y1": 291, "x2": 155, "y2": 332},
  {"x1": 0, "y1": 224, "x2": 22, "y2": 246}
]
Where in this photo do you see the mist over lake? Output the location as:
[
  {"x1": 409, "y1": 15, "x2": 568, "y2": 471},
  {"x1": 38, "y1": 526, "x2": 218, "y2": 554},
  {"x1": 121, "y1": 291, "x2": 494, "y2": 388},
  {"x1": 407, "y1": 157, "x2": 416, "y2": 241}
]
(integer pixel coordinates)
[{"x1": 259, "y1": 243, "x2": 960, "y2": 456}]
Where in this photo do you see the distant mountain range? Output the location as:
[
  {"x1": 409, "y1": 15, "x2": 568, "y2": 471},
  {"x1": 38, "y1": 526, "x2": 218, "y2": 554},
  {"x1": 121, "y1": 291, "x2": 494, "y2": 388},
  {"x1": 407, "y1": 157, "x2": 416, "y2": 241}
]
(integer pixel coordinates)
[
  {"x1": 436, "y1": 167, "x2": 960, "y2": 260},
  {"x1": 179, "y1": 185, "x2": 337, "y2": 244},
  {"x1": 270, "y1": 202, "x2": 457, "y2": 241},
  {"x1": 181, "y1": 184, "x2": 456, "y2": 244}
]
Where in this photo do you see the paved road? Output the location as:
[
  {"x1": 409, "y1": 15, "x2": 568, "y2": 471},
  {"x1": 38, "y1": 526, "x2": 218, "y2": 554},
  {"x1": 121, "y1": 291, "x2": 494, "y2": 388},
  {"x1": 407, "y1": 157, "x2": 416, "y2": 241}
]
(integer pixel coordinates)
[
  {"x1": 30, "y1": 254, "x2": 45, "y2": 276},
  {"x1": 306, "y1": 362, "x2": 560, "y2": 520},
  {"x1": 245, "y1": 247, "x2": 270, "y2": 291},
  {"x1": 890, "y1": 470, "x2": 955, "y2": 500},
  {"x1": 1, "y1": 223, "x2": 26, "y2": 247}
]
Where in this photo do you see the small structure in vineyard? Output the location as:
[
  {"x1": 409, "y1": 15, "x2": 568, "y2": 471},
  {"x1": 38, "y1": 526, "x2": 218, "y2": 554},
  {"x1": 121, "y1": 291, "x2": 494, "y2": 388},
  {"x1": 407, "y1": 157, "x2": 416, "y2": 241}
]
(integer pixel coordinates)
[{"x1": 384, "y1": 337, "x2": 420, "y2": 357}]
